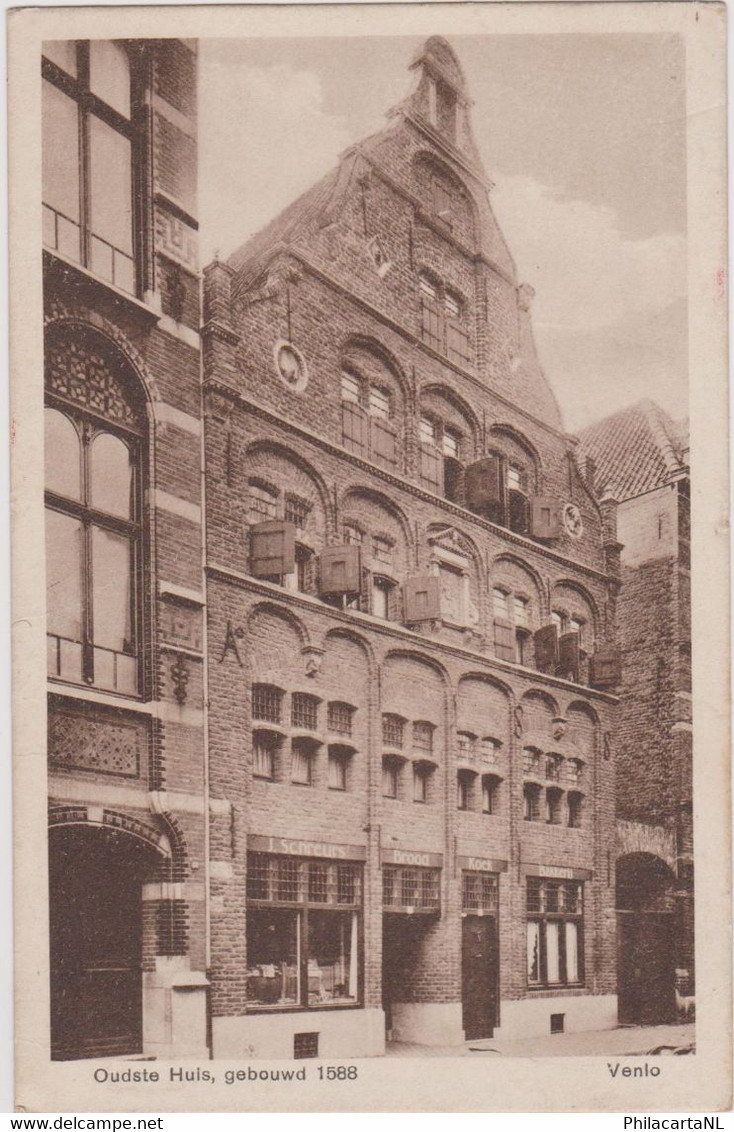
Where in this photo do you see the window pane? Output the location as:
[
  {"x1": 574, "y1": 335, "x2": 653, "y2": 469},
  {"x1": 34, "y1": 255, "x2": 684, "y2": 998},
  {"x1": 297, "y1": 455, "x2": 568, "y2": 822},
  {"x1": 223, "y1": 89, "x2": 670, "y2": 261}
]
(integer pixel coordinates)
[
  {"x1": 246, "y1": 908, "x2": 300, "y2": 1006},
  {"x1": 43, "y1": 41, "x2": 78, "y2": 76},
  {"x1": 90, "y1": 432, "x2": 133, "y2": 518},
  {"x1": 372, "y1": 581, "x2": 389, "y2": 620},
  {"x1": 42, "y1": 81, "x2": 80, "y2": 257},
  {"x1": 253, "y1": 736, "x2": 275, "y2": 779},
  {"x1": 419, "y1": 417, "x2": 437, "y2": 445},
  {"x1": 341, "y1": 372, "x2": 361, "y2": 404},
  {"x1": 527, "y1": 921, "x2": 540, "y2": 983},
  {"x1": 566, "y1": 921, "x2": 579, "y2": 983},
  {"x1": 45, "y1": 408, "x2": 81, "y2": 499},
  {"x1": 493, "y1": 588, "x2": 509, "y2": 619},
  {"x1": 328, "y1": 755, "x2": 346, "y2": 790},
  {"x1": 45, "y1": 509, "x2": 82, "y2": 642},
  {"x1": 89, "y1": 116, "x2": 133, "y2": 257},
  {"x1": 546, "y1": 921, "x2": 561, "y2": 984},
  {"x1": 291, "y1": 743, "x2": 312, "y2": 785},
  {"x1": 442, "y1": 429, "x2": 459, "y2": 458},
  {"x1": 307, "y1": 911, "x2": 358, "y2": 1004},
  {"x1": 91, "y1": 527, "x2": 132, "y2": 652},
  {"x1": 368, "y1": 386, "x2": 389, "y2": 419},
  {"x1": 89, "y1": 41, "x2": 131, "y2": 117}
]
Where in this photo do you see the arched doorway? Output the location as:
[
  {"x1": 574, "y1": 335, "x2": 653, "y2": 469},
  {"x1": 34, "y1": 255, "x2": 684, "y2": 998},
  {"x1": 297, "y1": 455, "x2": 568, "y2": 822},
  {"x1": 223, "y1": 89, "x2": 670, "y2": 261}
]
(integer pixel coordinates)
[
  {"x1": 49, "y1": 822, "x2": 164, "y2": 1060},
  {"x1": 616, "y1": 852, "x2": 677, "y2": 1025}
]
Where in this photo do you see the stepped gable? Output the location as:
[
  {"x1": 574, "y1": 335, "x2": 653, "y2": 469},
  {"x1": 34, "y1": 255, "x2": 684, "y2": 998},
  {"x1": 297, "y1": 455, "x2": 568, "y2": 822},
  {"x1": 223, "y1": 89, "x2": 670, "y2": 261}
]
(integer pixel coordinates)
[{"x1": 578, "y1": 399, "x2": 688, "y2": 502}]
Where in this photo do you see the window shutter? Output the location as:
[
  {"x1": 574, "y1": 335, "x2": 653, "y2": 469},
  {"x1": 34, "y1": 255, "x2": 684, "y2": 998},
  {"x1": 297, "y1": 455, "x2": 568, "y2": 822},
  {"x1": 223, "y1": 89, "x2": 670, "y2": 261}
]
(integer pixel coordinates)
[
  {"x1": 530, "y1": 496, "x2": 562, "y2": 540},
  {"x1": 250, "y1": 521, "x2": 296, "y2": 578},
  {"x1": 421, "y1": 300, "x2": 443, "y2": 352},
  {"x1": 370, "y1": 417, "x2": 397, "y2": 469},
  {"x1": 341, "y1": 401, "x2": 369, "y2": 457},
  {"x1": 403, "y1": 574, "x2": 441, "y2": 622},
  {"x1": 590, "y1": 647, "x2": 622, "y2": 690},
  {"x1": 466, "y1": 456, "x2": 503, "y2": 513},
  {"x1": 318, "y1": 544, "x2": 362, "y2": 596},
  {"x1": 446, "y1": 321, "x2": 471, "y2": 365},
  {"x1": 508, "y1": 490, "x2": 530, "y2": 535},
  {"x1": 387, "y1": 580, "x2": 403, "y2": 623},
  {"x1": 420, "y1": 443, "x2": 444, "y2": 494},
  {"x1": 558, "y1": 632, "x2": 581, "y2": 683},
  {"x1": 534, "y1": 623, "x2": 559, "y2": 673},
  {"x1": 493, "y1": 619, "x2": 516, "y2": 662}
]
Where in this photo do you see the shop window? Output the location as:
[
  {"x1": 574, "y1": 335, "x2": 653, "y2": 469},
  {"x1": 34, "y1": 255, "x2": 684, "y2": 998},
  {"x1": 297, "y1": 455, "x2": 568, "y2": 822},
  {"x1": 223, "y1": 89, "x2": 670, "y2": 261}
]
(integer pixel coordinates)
[
  {"x1": 383, "y1": 866, "x2": 440, "y2": 913},
  {"x1": 327, "y1": 747, "x2": 351, "y2": 791},
  {"x1": 457, "y1": 770, "x2": 475, "y2": 811},
  {"x1": 382, "y1": 713, "x2": 405, "y2": 748},
  {"x1": 252, "y1": 683, "x2": 283, "y2": 725},
  {"x1": 291, "y1": 739, "x2": 316, "y2": 785},
  {"x1": 462, "y1": 872, "x2": 498, "y2": 915},
  {"x1": 43, "y1": 41, "x2": 138, "y2": 294},
  {"x1": 45, "y1": 398, "x2": 143, "y2": 696},
  {"x1": 253, "y1": 731, "x2": 279, "y2": 780},
  {"x1": 291, "y1": 693, "x2": 319, "y2": 730},
  {"x1": 523, "y1": 783, "x2": 542, "y2": 822},
  {"x1": 482, "y1": 774, "x2": 501, "y2": 815},
  {"x1": 246, "y1": 854, "x2": 362, "y2": 1010},
  {"x1": 327, "y1": 702, "x2": 354, "y2": 737},
  {"x1": 284, "y1": 494, "x2": 311, "y2": 531},
  {"x1": 526, "y1": 879, "x2": 584, "y2": 987},
  {"x1": 381, "y1": 757, "x2": 400, "y2": 799},
  {"x1": 412, "y1": 721, "x2": 434, "y2": 756},
  {"x1": 568, "y1": 792, "x2": 584, "y2": 828},
  {"x1": 546, "y1": 786, "x2": 564, "y2": 825}
]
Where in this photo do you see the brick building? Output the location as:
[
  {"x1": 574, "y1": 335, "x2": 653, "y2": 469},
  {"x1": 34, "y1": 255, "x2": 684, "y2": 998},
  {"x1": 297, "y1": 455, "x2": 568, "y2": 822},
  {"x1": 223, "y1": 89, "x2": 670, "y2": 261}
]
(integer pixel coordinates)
[
  {"x1": 202, "y1": 37, "x2": 623, "y2": 1058},
  {"x1": 578, "y1": 401, "x2": 692, "y2": 1026},
  {"x1": 42, "y1": 39, "x2": 208, "y2": 1059}
]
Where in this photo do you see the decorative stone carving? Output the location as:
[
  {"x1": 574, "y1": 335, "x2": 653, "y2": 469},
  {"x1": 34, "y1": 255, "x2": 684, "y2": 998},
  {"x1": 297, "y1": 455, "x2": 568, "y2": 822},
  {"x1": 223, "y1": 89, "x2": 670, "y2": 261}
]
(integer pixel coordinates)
[
  {"x1": 170, "y1": 655, "x2": 190, "y2": 705},
  {"x1": 49, "y1": 705, "x2": 146, "y2": 778},
  {"x1": 155, "y1": 207, "x2": 198, "y2": 271},
  {"x1": 219, "y1": 620, "x2": 244, "y2": 666},
  {"x1": 273, "y1": 340, "x2": 309, "y2": 392}
]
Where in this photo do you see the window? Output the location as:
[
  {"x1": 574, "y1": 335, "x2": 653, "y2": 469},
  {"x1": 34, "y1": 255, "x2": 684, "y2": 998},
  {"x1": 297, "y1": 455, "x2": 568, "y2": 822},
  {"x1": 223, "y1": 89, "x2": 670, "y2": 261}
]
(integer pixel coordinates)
[
  {"x1": 291, "y1": 693, "x2": 319, "y2": 730},
  {"x1": 545, "y1": 755, "x2": 563, "y2": 782},
  {"x1": 327, "y1": 702, "x2": 354, "y2": 737},
  {"x1": 457, "y1": 731, "x2": 476, "y2": 761},
  {"x1": 546, "y1": 787, "x2": 563, "y2": 825},
  {"x1": 368, "y1": 386, "x2": 390, "y2": 419},
  {"x1": 412, "y1": 721, "x2": 434, "y2": 756},
  {"x1": 371, "y1": 577, "x2": 392, "y2": 620},
  {"x1": 293, "y1": 544, "x2": 313, "y2": 595},
  {"x1": 569, "y1": 617, "x2": 586, "y2": 650},
  {"x1": 340, "y1": 369, "x2": 396, "y2": 468},
  {"x1": 507, "y1": 465, "x2": 523, "y2": 492},
  {"x1": 253, "y1": 732, "x2": 278, "y2": 780},
  {"x1": 252, "y1": 684, "x2": 283, "y2": 725},
  {"x1": 493, "y1": 588, "x2": 510, "y2": 621},
  {"x1": 371, "y1": 536, "x2": 393, "y2": 567},
  {"x1": 526, "y1": 879, "x2": 584, "y2": 987},
  {"x1": 419, "y1": 416, "x2": 437, "y2": 446},
  {"x1": 45, "y1": 400, "x2": 142, "y2": 695},
  {"x1": 383, "y1": 866, "x2": 440, "y2": 913},
  {"x1": 418, "y1": 274, "x2": 438, "y2": 301},
  {"x1": 523, "y1": 783, "x2": 542, "y2": 822},
  {"x1": 249, "y1": 482, "x2": 278, "y2": 522},
  {"x1": 523, "y1": 747, "x2": 542, "y2": 777},
  {"x1": 514, "y1": 596, "x2": 529, "y2": 628},
  {"x1": 567, "y1": 759, "x2": 583, "y2": 785},
  {"x1": 418, "y1": 275, "x2": 471, "y2": 364},
  {"x1": 413, "y1": 763, "x2": 431, "y2": 803},
  {"x1": 480, "y1": 737, "x2": 500, "y2": 766},
  {"x1": 462, "y1": 872, "x2": 498, "y2": 915},
  {"x1": 327, "y1": 748, "x2": 350, "y2": 791},
  {"x1": 382, "y1": 757, "x2": 400, "y2": 799},
  {"x1": 343, "y1": 523, "x2": 363, "y2": 546},
  {"x1": 382, "y1": 713, "x2": 405, "y2": 748},
  {"x1": 341, "y1": 372, "x2": 361, "y2": 404},
  {"x1": 442, "y1": 428, "x2": 460, "y2": 459},
  {"x1": 482, "y1": 774, "x2": 500, "y2": 815},
  {"x1": 291, "y1": 739, "x2": 315, "y2": 785},
  {"x1": 551, "y1": 611, "x2": 563, "y2": 633},
  {"x1": 284, "y1": 494, "x2": 310, "y2": 531},
  {"x1": 507, "y1": 464, "x2": 530, "y2": 535},
  {"x1": 568, "y1": 792, "x2": 583, "y2": 828},
  {"x1": 246, "y1": 854, "x2": 362, "y2": 1009},
  {"x1": 444, "y1": 291, "x2": 461, "y2": 319},
  {"x1": 457, "y1": 770, "x2": 475, "y2": 811},
  {"x1": 43, "y1": 41, "x2": 137, "y2": 294}
]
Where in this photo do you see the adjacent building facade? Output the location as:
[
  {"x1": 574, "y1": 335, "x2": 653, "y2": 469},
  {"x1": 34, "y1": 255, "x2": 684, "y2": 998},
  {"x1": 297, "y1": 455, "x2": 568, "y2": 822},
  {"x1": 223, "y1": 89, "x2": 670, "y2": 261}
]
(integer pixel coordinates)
[
  {"x1": 42, "y1": 39, "x2": 209, "y2": 1059},
  {"x1": 579, "y1": 401, "x2": 692, "y2": 1026},
  {"x1": 202, "y1": 37, "x2": 622, "y2": 1058}
]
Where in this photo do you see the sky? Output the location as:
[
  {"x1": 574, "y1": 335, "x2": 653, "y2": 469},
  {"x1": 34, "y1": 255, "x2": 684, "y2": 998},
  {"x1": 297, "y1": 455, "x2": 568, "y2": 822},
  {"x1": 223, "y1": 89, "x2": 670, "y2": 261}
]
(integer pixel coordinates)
[{"x1": 199, "y1": 34, "x2": 687, "y2": 434}]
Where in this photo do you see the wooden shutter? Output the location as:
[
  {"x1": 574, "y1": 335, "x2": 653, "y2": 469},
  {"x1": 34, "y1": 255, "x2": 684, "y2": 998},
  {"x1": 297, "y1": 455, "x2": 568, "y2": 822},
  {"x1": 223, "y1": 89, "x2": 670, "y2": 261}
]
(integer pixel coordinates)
[
  {"x1": 421, "y1": 300, "x2": 443, "y2": 352},
  {"x1": 370, "y1": 418, "x2": 397, "y2": 469},
  {"x1": 590, "y1": 648, "x2": 622, "y2": 690},
  {"x1": 250, "y1": 521, "x2": 296, "y2": 578},
  {"x1": 534, "y1": 623, "x2": 559, "y2": 673},
  {"x1": 493, "y1": 619, "x2": 516, "y2": 663},
  {"x1": 403, "y1": 574, "x2": 441, "y2": 622},
  {"x1": 558, "y1": 632, "x2": 581, "y2": 683},
  {"x1": 466, "y1": 456, "x2": 503, "y2": 513},
  {"x1": 530, "y1": 496, "x2": 562, "y2": 540},
  {"x1": 420, "y1": 443, "x2": 443, "y2": 494},
  {"x1": 341, "y1": 401, "x2": 368, "y2": 457},
  {"x1": 318, "y1": 544, "x2": 362, "y2": 596},
  {"x1": 446, "y1": 321, "x2": 471, "y2": 365}
]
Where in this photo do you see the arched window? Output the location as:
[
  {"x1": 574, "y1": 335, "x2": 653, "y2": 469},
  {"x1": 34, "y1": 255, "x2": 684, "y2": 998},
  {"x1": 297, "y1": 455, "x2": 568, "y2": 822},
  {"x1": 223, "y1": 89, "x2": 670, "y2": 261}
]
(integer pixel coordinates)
[
  {"x1": 42, "y1": 41, "x2": 137, "y2": 294},
  {"x1": 45, "y1": 337, "x2": 145, "y2": 696}
]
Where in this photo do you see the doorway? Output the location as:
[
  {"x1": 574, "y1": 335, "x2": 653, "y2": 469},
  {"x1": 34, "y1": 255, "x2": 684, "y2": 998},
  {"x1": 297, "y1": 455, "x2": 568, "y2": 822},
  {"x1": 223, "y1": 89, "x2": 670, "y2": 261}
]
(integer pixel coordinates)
[
  {"x1": 49, "y1": 824, "x2": 155, "y2": 1060},
  {"x1": 616, "y1": 852, "x2": 677, "y2": 1025},
  {"x1": 461, "y1": 915, "x2": 498, "y2": 1040}
]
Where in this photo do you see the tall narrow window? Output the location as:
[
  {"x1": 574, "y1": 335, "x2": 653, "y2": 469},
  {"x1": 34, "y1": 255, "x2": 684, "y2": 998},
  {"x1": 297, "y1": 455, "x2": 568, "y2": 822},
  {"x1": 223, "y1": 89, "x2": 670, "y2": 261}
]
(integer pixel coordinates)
[
  {"x1": 43, "y1": 40, "x2": 137, "y2": 294},
  {"x1": 45, "y1": 344, "x2": 144, "y2": 695}
]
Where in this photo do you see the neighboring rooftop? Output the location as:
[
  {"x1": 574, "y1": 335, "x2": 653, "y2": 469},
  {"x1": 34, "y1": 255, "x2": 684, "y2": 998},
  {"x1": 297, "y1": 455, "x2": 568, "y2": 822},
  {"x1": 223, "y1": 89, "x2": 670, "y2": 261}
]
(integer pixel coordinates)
[{"x1": 577, "y1": 399, "x2": 689, "y2": 502}]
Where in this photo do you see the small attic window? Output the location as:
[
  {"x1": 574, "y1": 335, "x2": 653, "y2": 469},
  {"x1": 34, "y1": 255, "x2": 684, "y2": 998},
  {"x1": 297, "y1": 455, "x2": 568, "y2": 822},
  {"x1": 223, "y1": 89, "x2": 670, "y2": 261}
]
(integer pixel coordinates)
[{"x1": 426, "y1": 75, "x2": 457, "y2": 142}]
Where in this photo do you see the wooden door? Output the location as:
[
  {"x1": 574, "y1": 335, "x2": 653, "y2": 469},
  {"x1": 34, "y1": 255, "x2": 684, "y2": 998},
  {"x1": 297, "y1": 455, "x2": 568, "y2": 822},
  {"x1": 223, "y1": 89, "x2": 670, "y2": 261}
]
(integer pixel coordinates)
[{"x1": 462, "y1": 916, "x2": 498, "y2": 1040}]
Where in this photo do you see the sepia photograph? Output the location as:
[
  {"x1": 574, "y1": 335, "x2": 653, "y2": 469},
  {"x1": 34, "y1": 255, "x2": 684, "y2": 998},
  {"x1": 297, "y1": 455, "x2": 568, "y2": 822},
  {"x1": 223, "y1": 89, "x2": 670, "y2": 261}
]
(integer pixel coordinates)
[{"x1": 9, "y1": 1, "x2": 730, "y2": 1114}]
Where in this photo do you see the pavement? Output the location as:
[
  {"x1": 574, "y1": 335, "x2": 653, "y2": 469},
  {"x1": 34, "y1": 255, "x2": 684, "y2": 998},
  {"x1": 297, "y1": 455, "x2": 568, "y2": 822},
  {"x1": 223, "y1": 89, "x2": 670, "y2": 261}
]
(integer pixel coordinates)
[{"x1": 387, "y1": 1022, "x2": 695, "y2": 1058}]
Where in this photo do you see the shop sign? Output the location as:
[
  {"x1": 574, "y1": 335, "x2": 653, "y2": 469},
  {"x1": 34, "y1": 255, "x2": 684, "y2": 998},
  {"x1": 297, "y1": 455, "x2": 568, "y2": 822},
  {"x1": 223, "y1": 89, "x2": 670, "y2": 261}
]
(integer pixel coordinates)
[
  {"x1": 458, "y1": 855, "x2": 508, "y2": 873},
  {"x1": 521, "y1": 862, "x2": 592, "y2": 880},
  {"x1": 381, "y1": 848, "x2": 443, "y2": 867},
  {"x1": 248, "y1": 834, "x2": 367, "y2": 861}
]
